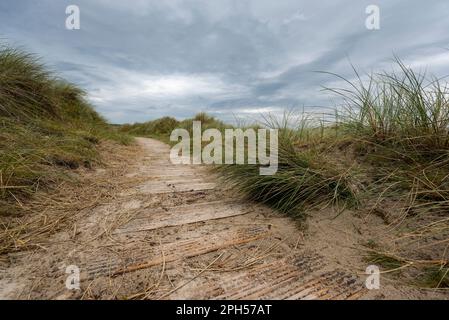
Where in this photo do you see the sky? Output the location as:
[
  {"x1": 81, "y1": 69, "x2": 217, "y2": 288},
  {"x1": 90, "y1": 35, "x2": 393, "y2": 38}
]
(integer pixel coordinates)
[{"x1": 1, "y1": 0, "x2": 449, "y2": 124}]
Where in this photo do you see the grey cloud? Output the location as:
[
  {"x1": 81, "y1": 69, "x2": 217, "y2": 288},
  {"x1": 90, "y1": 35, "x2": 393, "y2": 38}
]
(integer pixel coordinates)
[{"x1": 1, "y1": 0, "x2": 449, "y2": 124}]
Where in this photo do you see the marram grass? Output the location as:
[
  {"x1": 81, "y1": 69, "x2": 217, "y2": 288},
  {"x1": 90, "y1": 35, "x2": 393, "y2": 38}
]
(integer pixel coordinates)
[{"x1": 0, "y1": 45, "x2": 131, "y2": 214}]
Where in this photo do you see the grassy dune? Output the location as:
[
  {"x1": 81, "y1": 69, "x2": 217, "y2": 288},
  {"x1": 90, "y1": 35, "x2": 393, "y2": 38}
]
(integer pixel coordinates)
[
  {"x1": 0, "y1": 46, "x2": 131, "y2": 216},
  {"x1": 120, "y1": 112, "x2": 229, "y2": 142}
]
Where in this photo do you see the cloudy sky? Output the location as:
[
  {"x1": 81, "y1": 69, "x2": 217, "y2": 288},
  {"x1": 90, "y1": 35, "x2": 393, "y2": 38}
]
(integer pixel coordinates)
[{"x1": 1, "y1": 0, "x2": 449, "y2": 123}]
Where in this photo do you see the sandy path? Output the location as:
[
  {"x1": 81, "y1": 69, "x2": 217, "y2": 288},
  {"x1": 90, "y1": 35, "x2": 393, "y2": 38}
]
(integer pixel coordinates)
[{"x1": 1, "y1": 137, "x2": 372, "y2": 299}]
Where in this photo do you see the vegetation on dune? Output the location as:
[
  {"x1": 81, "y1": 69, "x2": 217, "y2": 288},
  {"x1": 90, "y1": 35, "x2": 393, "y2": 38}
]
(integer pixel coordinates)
[
  {"x1": 332, "y1": 60, "x2": 449, "y2": 216},
  {"x1": 334, "y1": 58, "x2": 449, "y2": 158},
  {"x1": 328, "y1": 60, "x2": 449, "y2": 288},
  {"x1": 0, "y1": 45, "x2": 131, "y2": 215},
  {"x1": 216, "y1": 114, "x2": 358, "y2": 219},
  {"x1": 119, "y1": 112, "x2": 230, "y2": 145},
  {"x1": 120, "y1": 116, "x2": 180, "y2": 139}
]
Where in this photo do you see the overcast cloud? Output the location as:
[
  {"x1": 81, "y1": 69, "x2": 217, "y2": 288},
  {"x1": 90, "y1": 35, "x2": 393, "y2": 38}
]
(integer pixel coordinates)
[{"x1": 1, "y1": 0, "x2": 449, "y2": 123}]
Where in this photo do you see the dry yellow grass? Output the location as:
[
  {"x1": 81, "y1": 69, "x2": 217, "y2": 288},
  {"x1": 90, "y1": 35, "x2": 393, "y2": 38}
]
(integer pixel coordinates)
[{"x1": 0, "y1": 141, "x2": 142, "y2": 256}]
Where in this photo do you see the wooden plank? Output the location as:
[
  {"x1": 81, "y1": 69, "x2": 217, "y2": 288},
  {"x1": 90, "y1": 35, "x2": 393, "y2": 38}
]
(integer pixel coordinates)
[
  {"x1": 114, "y1": 202, "x2": 254, "y2": 234},
  {"x1": 85, "y1": 226, "x2": 271, "y2": 278}
]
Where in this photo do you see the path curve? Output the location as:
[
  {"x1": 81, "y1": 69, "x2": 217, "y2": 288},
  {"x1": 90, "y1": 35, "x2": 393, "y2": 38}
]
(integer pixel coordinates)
[{"x1": 1, "y1": 138, "x2": 367, "y2": 300}]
